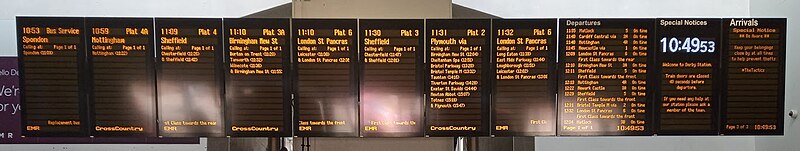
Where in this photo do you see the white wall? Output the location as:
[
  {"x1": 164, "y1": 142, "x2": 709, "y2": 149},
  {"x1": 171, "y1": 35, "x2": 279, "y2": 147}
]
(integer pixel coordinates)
[
  {"x1": 0, "y1": 0, "x2": 291, "y2": 56},
  {"x1": 750, "y1": 0, "x2": 799, "y2": 150},
  {"x1": 292, "y1": 0, "x2": 451, "y2": 18},
  {"x1": 0, "y1": 138, "x2": 208, "y2": 151},
  {"x1": 537, "y1": 136, "x2": 755, "y2": 151},
  {"x1": 452, "y1": 0, "x2": 750, "y2": 18}
]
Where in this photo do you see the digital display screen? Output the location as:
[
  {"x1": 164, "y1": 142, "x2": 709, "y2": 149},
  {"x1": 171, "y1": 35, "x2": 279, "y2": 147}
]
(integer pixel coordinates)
[
  {"x1": 558, "y1": 19, "x2": 654, "y2": 136},
  {"x1": 292, "y1": 19, "x2": 359, "y2": 137},
  {"x1": 655, "y1": 18, "x2": 721, "y2": 135},
  {"x1": 155, "y1": 18, "x2": 224, "y2": 137},
  {"x1": 491, "y1": 19, "x2": 557, "y2": 136},
  {"x1": 14, "y1": 17, "x2": 787, "y2": 138},
  {"x1": 17, "y1": 17, "x2": 89, "y2": 137},
  {"x1": 721, "y1": 18, "x2": 785, "y2": 135},
  {"x1": 425, "y1": 19, "x2": 491, "y2": 137},
  {"x1": 359, "y1": 19, "x2": 425, "y2": 137},
  {"x1": 224, "y1": 18, "x2": 292, "y2": 137},
  {"x1": 86, "y1": 17, "x2": 157, "y2": 137}
]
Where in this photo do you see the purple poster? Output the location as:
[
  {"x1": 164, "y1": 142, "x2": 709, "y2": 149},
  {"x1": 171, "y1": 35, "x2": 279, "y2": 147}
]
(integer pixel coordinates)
[
  {"x1": 0, "y1": 57, "x2": 197, "y2": 144},
  {"x1": 0, "y1": 57, "x2": 29, "y2": 143}
]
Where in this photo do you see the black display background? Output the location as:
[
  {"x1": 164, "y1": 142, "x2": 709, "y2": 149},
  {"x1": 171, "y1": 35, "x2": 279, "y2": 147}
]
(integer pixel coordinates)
[
  {"x1": 86, "y1": 17, "x2": 157, "y2": 137},
  {"x1": 558, "y1": 19, "x2": 655, "y2": 136},
  {"x1": 720, "y1": 18, "x2": 785, "y2": 135},
  {"x1": 14, "y1": 17, "x2": 788, "y2": 137},
  {"x1": 154, "y1": 18, "x2": 225, "y2": 137},
  {"x1": 654, "y1": 18, "x2": 721, "y2": 135},
  {"x1": 223, "y1": 18, "x2": 292, "y2": 137},
  {"x1": 424, "y1": 19, "x2": 491, "y2": 137},
  {"x1": 491, "y1": 19, "x2": 557, "y2": 136},
  {"x1": 358, "y1": 19, "x2": 425, "y2": 137},
  {"x1": 291, "y1": 19, "x2": 359, "y2": 137},
  {"x1": 17, "y1": 17, "x2": 89, "y2": 137}
]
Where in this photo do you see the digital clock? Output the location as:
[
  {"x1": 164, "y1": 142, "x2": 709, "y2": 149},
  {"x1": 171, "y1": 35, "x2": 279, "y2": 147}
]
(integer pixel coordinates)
[{"x1": 659, "y1": 37, "x2": 715, "y2": 53}]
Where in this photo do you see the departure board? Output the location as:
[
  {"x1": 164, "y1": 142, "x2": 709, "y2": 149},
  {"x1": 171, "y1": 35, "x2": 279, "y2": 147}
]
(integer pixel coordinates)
[
  {"x1": 721, "y1": 18, "x2": 785, "y2": 135},
  {"x1": 558, "y1": 19, "x2": 654, "y2": 136},
  {"x1": 155, "y1": 18, "x2": 224, "y2": 137},
  {"x1": 425, "y1": 19, "x2": 491, "y2": 137},
  {"x1": 224, "y1": 18, "x2": 291, "y2": 137},
  {"x1": 86, "y1": 18, "x2": 157, "y2": 137},
  {"x1": 13, "y1": 17, "x2": 790, "y2": 138},
  {"x1": 655, "y1": 18, "x2": 721, "y2": 135},
  {"x1": 292, "y1": 19, "x2": 358, "y2": 137},
  {"x1": 359, "y1": 19, "x2": 424, "y2": 137},
  {"x1": 492, "y1": 19, "x2": 557, "y2": 136},
  {"x1": 17, "y1": 17, "x2": 89, "y2": 137}
]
